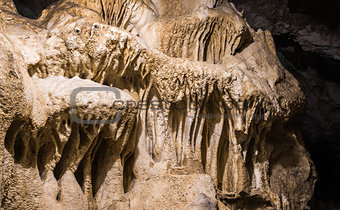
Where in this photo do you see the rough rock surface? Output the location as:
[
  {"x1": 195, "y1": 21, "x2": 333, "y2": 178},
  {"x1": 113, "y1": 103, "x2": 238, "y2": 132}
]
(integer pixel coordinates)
[{"x1": 0, "y1": 0, "x2": 316, "y2": 209}]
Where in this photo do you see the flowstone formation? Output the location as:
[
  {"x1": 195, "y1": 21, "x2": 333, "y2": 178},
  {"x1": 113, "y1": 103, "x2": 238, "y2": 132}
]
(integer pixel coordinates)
[{"x1": 0, "y1": 0, "x2": 316, "y2": 209}]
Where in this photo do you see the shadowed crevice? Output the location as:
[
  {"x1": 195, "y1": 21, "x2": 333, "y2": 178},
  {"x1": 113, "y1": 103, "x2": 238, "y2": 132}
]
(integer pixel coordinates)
[{"x1": 12, "y1": 0, "x2": 58, "y2": 19}]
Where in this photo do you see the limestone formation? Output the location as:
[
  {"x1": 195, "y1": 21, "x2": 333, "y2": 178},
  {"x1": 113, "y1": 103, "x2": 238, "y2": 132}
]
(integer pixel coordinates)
[
  {"x1": 231, "y1": 0, "x2": 340, "y2": 208},
  {"x1": 0, "y1": 0, "x2": 316, "y2": 209}
]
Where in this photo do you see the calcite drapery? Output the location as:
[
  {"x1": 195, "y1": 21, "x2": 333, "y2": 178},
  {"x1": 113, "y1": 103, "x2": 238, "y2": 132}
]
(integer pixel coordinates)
[{"x1": 0, "y1": 0, "x2": 316, "y2": 209}]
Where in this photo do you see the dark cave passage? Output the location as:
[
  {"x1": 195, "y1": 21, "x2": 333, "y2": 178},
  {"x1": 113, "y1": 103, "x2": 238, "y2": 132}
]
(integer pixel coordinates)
[
  {"x1": 287, "y1": 0, "x2": 340, "y2": 28},
  {"x1": 12, "y1": 0, "x2": 58, "y2": 19}
]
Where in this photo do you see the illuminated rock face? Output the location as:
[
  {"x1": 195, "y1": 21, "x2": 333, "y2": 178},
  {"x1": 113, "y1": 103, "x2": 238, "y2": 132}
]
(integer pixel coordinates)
[{"x1": 0, "y1": 0, "x2": 316, "y2": 209}]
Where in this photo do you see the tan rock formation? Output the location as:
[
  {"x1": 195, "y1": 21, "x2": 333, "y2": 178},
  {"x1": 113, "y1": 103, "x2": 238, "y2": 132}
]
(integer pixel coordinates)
[{"x1": 0, "y1": 0, "x2": 316, "y2": 209}]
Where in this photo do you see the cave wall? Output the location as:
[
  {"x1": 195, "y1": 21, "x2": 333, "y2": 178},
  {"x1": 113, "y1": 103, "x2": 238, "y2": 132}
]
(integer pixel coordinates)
[{"x1": 0, "y1": 0, "x2": 318, "y2": 209}]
